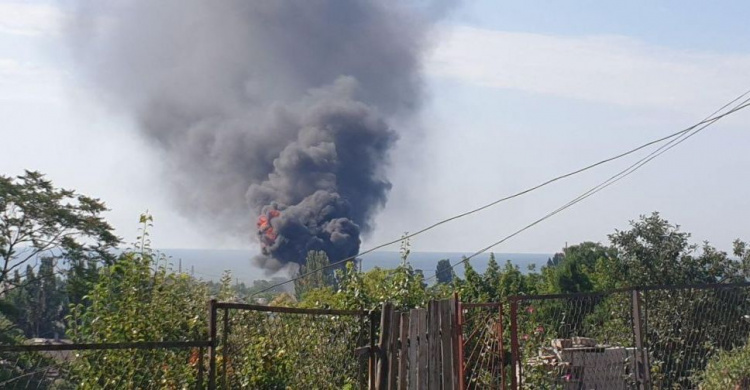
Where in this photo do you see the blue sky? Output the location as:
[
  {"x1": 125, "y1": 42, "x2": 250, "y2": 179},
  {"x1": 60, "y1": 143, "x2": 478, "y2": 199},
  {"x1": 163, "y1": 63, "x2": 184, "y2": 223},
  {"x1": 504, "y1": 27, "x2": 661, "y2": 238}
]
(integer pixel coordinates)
[
  {"x1": 1, "y1": 1, "x2": 749, "y2": 278},
  {"x1": 452, "y1": 0, "x2": 750, "y2": 53}
]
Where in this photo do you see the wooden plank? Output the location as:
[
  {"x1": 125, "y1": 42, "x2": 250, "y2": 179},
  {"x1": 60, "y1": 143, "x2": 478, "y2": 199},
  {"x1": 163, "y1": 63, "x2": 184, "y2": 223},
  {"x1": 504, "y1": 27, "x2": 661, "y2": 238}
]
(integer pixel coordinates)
[
  {"x1": 376, "y1": 303, "x2": 393, "y2": 390},
  {"x1": 455, "y1": 298, "x2": 465, "y2": 390},
  {"x1": 388, "y1": 308, "x2": 400, "y2": 390},
  {"x1": 398, "y1": 312, "x2": 410, "y2": 389},
  {"x1": 408, "y1": 309, "x2": 419, "y2": 390},
  {"x1": 441, "y1": 300, "x2": 455, "y2": 389},
  {"x1": 428, "y1": 301, "x2": 440, "y2": 389},
  {"x1": 370, "y1": 311, "x2": 378, "y2": 390},
  {"x1": 441, "y1": 299, "x2": 455, "y2": 390},
  {"x1": 418, "y1": 308, "x2": 429, "y2": 390},
  {"x1": 451, "y1": 299, "x2": 459, "y2": 390}
]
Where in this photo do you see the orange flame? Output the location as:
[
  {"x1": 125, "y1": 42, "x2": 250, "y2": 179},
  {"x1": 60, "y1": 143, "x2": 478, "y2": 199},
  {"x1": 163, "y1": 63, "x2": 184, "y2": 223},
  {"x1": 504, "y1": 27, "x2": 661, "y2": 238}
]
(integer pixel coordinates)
[{"x1": 257, "y1": 209, "x2": 281, "y2": 244}]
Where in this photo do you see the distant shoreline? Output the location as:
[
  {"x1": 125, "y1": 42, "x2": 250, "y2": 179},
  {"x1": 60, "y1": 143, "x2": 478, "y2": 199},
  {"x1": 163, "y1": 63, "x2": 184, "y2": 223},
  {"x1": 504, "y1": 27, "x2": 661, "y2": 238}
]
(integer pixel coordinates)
[{"x1": 157, "y1": 249, "x2": 553, "y2": 283}]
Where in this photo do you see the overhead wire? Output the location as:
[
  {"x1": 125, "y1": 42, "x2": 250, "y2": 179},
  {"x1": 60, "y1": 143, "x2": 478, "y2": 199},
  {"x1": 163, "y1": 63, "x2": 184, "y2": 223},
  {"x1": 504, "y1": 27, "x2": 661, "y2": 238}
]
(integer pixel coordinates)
[
  {"x1": 250, "y1": 91, "x2": 750, "y2": 297},
  {"x1": 425, "y1": 93, "x2": 750, "y2": 282}
]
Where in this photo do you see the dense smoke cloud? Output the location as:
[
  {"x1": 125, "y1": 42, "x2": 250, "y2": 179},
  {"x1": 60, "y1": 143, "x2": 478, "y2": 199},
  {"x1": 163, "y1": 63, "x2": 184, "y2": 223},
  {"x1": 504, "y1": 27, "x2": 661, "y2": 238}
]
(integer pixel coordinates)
[{"x1": 68, "y1": 1, "x2": 451, "y2": 270}]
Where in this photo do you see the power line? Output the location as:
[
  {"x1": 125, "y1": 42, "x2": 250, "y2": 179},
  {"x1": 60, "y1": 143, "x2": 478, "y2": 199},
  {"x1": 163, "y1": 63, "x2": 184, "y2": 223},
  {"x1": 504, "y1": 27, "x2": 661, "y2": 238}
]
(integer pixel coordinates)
[
  {"x1": 250, "y1": 91, "x2": 750, "y2": 297},
  {"x1": 425, "y1": 95, "x2": 750, "y2": 282}
]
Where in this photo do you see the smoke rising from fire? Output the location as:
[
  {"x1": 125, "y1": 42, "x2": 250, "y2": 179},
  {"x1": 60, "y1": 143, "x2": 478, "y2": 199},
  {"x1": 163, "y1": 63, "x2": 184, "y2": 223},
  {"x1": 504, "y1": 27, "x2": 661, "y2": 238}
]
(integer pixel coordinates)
[{"x1": 68, "y1": 1, "x2": 452, "y2": 271}]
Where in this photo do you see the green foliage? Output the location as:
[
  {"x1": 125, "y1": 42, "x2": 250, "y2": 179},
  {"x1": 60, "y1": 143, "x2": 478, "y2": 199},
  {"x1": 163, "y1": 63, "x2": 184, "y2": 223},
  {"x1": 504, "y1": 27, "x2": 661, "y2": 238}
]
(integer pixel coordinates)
[
  {"x1": 0, "y1": 171, "x2": 119, "y2": 294},
  {"x1": 609, "y1": 212, "x2": 743, "y2": 287},
  {"x1": 605, "y1": 214, "x2": 750, "y2": 388},
  {"x1": 2, "y1": 181, "x2": 747, "y2": 390},
  {"x1": 547, "y1": 252, "x2": 564, "y2": 267},
  {"x1": 483, "y1": 253, "x2": 501, "y2": 301},
  {"x1": 0, "y1": 170, "x2": 119, "y2": 344},
  {"x1": 435, "y1": 258, "x2": 454, "y2": 284},
  {"x1": 295, "y1": 250, "x2": 335, "y2": 299},
  {"x1": 459, "y1": 258, "x2": 486, "y2": 302},
  {"x1": 221, "y1": 309, "x2": 364, "y2": 389},
  {"x1": 699, "y1": 336, "x2": 750, "y2": 389},
  {"x1": 3, "y1": 257, "x2": 67, "y2": 338},
  {"x1": 733, "y1": 239, "x2": 750, "y2": 280},
  {"x1": 65, "y1": 214, "x2": 208, "y2": 389},
  {"x1": 298, "y1": 238, "x2": 429, "y2": 311},
  {"x1": 331, "y1": 261, "x2": 428, "y2": 311}
]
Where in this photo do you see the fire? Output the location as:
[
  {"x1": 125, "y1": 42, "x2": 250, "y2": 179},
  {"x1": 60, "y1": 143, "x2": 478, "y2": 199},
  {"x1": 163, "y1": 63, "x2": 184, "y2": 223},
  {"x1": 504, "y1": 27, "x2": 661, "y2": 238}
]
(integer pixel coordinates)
[{"x1": 257, "y1": 209, "x2": 281, "y2": 246}]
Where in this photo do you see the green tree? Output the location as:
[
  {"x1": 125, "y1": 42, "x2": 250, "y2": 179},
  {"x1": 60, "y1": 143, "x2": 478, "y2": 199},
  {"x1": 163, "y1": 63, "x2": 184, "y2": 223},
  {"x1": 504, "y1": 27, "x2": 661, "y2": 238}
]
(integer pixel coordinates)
[
  {"x1": 435, "y1": 259, "x2": 454, "y2": 284},
  {"x1": 732, "y1": 239, "x2": 750, "y2": 280},
  {"x1": 497, "y1": 260, "x2": 530, "y2": 297},
  {"x1": 546, "y1": 252, "x2": 564, "y2": 267},
  {"x1": 608, "y1": 212, "x2": 742, "y2": 286},
  {"x1": 608, "y1": 213, "x2": 749, "y2": 388},
  {"x1": 459, "y1": 258, "x2": 486, "y2": 302},
  {"x1": 545, "y1": 242, "x2": 610, "y2": 294},
  {"x1": 6, "y1": 257, "x2": 67, "y2": 338},
  {"x1": 66, "y1": 214, "x2": 209, "y2": 389},
  {"x1": 305, "y1": 240, "x2": 429, "y2": 312},
  {"x1": 0, "y1": 171, "x2": 119, "y2": 317},
  {"x1": 482, "y1": 253, "x2": 501, "y2": 301},
  {"x1": 295, "y1": 250, "x2": 335, "y2": 299}
]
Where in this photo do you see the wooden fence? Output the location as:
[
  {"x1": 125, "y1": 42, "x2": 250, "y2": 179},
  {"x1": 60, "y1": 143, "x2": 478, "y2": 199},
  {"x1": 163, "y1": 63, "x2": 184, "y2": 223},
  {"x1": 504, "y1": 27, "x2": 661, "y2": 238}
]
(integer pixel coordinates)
[{"x1": 374, "y1": 299, "x2": 460, "y2": 390}]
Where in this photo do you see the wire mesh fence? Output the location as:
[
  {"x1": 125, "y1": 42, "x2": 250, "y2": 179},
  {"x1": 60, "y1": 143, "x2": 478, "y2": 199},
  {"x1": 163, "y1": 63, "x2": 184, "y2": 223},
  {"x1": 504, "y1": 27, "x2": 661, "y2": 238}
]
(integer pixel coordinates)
[
  {"x1": 2, "y1": 284, "x2": 749, "y2": 389},
  {"x1": 642, "y1": 284, "x2": 750, "y2": 389},
  {"x1": 510, "y1": 290, "x2": 640, "y2": 389},
  {"x1": 507, "y1": 283, "x2": 750, "y2": 390},
  {"x1": 214, "y1": 302, "x2": 374, "y2": 390},
  {"x1": 0, "y1": 341, "x2": 209, "y2": 389}
]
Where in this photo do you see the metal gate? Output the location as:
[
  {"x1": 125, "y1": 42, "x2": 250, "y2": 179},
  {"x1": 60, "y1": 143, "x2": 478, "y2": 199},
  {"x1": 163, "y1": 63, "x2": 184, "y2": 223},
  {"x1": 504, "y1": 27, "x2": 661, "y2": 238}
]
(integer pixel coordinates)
[
  {"x1": 208, "y1": 301, "x2": 375, "y2": 389},
  {"x1": 458, "y1": 302, "x2": 507, "y2": 389}
]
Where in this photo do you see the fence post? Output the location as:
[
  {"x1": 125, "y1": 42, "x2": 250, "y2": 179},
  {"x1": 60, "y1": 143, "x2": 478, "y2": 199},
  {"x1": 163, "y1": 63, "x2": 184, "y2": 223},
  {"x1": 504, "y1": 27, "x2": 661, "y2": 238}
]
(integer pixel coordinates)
[
  {"x1": 455, "y1": 294, "x2": 465, "y2": 390},
  {"x1": 631, "y1": 289, "x2": 651, "y2": 390},
  {"x1": 498, "y1": 303, "x2": 506, "y2": 390},
  {"x1": 376, "y1": 302, "x2": 393, "y2": 390},
  {"x1": 370, "y1": 310, "x2": 378, "y2": 390},
  {"x1": 222, "y1": 307, "x2": 229, "y2": 388},
  {"x1": 399, "y1": 312, "x2": 410, "y2": 389},
  {"x1": 509, "y1": 297, "x2": 520, "y2": 390},
  {"x1": 208, "y1": 299, "x2": 217, "y2": 390},
  {"x1": 196, "y1": 346, "x2": 205, "y2": 390}
]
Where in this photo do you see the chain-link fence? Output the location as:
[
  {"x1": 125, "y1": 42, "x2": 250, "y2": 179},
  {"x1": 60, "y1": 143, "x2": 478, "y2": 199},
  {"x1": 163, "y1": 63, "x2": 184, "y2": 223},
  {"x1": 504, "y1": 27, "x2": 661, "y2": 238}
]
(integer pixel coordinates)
[
  {"x1": 641, "y1": 283, "x2": 750, "y2": 389},
  {"x1": 1, "y1": 301, "x2": 375, "y2": 389},
  {"x1": 3, "y1": 284, "x2": 748, "y2": 389},
  {"x1": 212, "y1": 302, "x2": 375, "y2": 390},
  {"x1": 510, "y1": 289, "x2": 638, "y2": 389},
  {"x1": 507, "y1": 283, "x2": 750, "y2": 390}
]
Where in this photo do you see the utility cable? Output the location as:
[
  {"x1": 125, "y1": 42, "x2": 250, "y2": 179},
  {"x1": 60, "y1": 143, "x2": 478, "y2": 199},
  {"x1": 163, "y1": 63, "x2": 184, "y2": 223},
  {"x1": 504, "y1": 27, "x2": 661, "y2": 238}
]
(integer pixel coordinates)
[
  {"x1": 425, "y1": 96, "x2": 750, "y2": 282},
  {"x1": 250, "y1": 91, "x2": 750, "y2": 297}
]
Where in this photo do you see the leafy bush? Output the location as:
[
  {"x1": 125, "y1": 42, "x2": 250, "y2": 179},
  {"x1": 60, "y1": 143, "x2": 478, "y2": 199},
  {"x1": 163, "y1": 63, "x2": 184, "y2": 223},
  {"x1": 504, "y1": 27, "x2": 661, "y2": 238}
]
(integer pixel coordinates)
[
  {"x1": 699, "y1": 337, "x2": 750, "y2": 390},
  {"x1": 65, "y1": 215, "x2": 209, "y2": 389}
]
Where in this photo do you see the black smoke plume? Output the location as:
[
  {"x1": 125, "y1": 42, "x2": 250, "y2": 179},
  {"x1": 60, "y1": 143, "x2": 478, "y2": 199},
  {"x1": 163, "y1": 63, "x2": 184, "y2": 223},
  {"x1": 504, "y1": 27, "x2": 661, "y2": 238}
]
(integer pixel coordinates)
[{"x1": 68, "y1": 1, "x2": 452, "y2": 271}]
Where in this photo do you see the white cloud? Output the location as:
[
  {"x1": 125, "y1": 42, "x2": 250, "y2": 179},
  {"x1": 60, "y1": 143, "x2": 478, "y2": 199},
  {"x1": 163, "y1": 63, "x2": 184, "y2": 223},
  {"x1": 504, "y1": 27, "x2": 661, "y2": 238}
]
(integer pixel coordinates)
[
  {"x1": 0, "y1": 58, "x2": 46, "y2": 76},
  {"x1": 428, "y1": 26, "x2": 750, "y2": 111},
  {"x1": 0, "y1": 2, "x2": 65, "y2": 37},
  {"x1": 0, "y1": 58, "x2": 64, "y2": 102}
]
